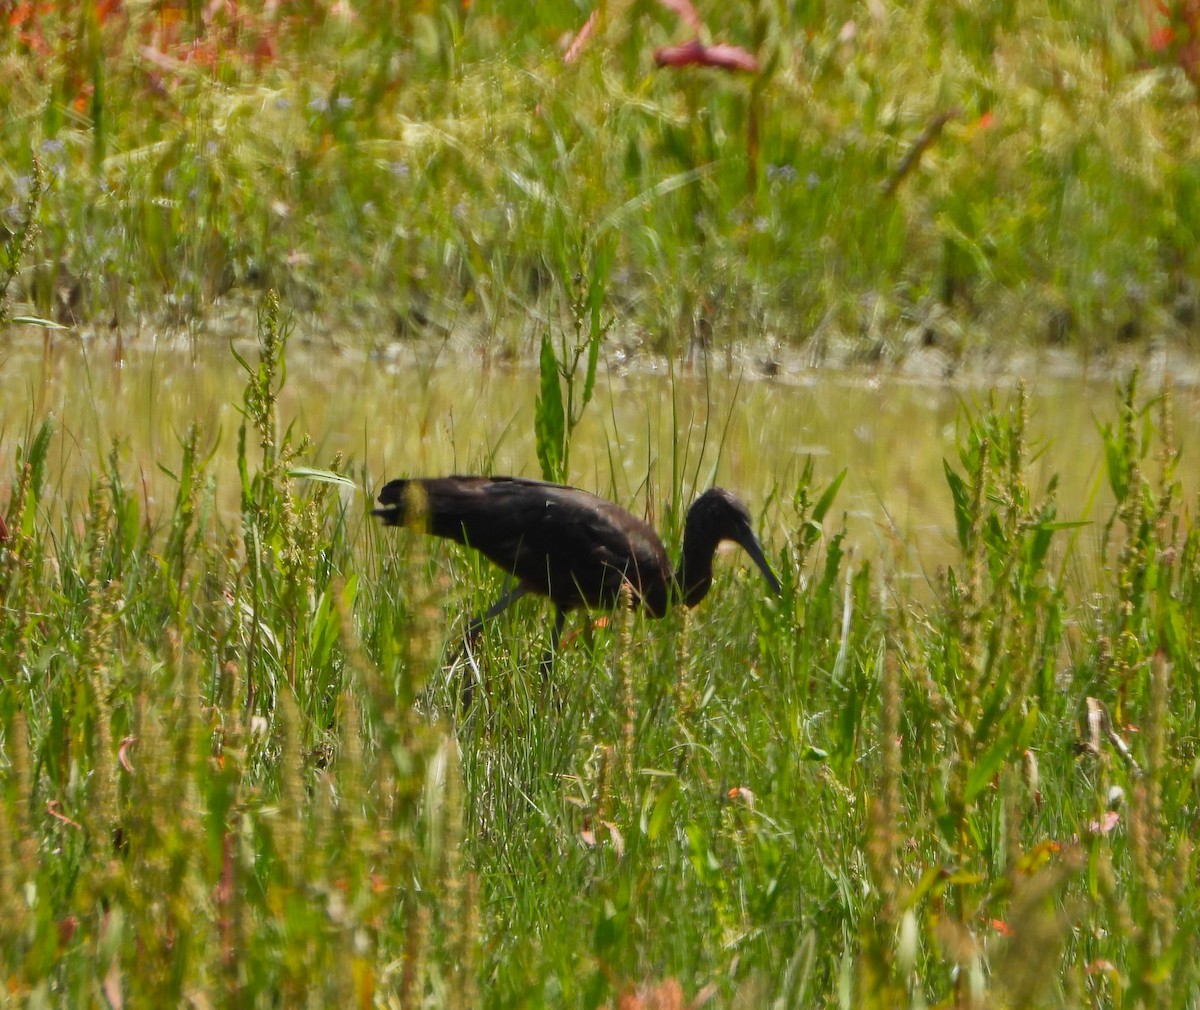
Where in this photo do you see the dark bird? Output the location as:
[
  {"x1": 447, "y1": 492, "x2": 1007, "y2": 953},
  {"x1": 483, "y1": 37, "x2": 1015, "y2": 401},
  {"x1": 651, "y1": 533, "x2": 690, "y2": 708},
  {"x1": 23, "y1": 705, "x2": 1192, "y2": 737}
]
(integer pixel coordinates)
[{"x1": 372, "y1": 476, "x2": 781, "y2": 673}]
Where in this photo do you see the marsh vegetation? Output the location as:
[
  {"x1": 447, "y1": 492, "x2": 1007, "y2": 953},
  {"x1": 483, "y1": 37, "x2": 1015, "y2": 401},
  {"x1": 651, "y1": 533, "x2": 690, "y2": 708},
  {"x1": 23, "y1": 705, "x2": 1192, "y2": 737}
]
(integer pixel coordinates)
[
  {"x1": 4, "y1": 3, "x2": 1200, "y2": 1008},
  {"x1": 4, "y1": 0, "x2": 1200, "y2": 354}
]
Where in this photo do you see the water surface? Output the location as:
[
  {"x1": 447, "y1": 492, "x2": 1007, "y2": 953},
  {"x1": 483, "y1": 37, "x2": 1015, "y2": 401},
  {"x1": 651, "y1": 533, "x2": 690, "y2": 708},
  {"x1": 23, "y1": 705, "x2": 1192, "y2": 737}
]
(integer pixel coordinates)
[{"x1": 4, "y1": 333, "x2": 1198, "y2": 586}]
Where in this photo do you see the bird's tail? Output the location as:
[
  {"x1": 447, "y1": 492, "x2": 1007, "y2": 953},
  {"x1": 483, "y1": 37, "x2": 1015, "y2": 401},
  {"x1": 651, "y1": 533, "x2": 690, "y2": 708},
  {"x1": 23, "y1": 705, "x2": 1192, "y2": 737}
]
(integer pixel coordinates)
[{"x1": 371, "y1": 478, "x2": 431, "y2": 529}]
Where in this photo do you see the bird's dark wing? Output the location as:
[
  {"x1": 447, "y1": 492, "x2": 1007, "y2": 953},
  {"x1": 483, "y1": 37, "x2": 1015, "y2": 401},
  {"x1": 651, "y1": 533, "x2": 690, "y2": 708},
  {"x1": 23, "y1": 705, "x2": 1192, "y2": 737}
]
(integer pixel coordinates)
[
  {"x1": 402, "y1": 477, "x2": 670, "y2": 613},
  {"x1": 521, "y1": 489, "x2": 672, "y2": 613}
]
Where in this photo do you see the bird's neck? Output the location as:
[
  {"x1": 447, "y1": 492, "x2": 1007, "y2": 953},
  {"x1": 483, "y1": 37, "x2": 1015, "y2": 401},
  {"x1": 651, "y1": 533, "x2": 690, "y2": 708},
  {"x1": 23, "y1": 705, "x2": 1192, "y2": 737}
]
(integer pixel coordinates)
[{"x1": 672, "y1": 530, "x2": 716, "y2": 607}]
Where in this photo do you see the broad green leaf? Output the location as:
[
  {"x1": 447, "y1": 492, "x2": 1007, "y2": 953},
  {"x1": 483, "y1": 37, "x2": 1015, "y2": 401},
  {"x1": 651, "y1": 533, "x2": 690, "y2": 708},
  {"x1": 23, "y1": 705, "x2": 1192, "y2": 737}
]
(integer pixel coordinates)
[
  {"x1": 644, "y1": 780, "x2": 677, "y2": 842},
  {"x1": 534, "y1": 330, "x2": 565, "y2": 482},
  {"x1": 944, "y1": 459, "x2": 972, "y2": 552},
  {"x1": 965, "y1": 706, "x2": 1039, "y2": 804},
  {"x1": 9, "y1": 315, "x2": 68, "y2": 329},
  {"x1": 811, "y1": 468, "x2": 847, "y2": 525},
  {"x1": 288, "y1": 467, "x2": 359, "y2": 489}
]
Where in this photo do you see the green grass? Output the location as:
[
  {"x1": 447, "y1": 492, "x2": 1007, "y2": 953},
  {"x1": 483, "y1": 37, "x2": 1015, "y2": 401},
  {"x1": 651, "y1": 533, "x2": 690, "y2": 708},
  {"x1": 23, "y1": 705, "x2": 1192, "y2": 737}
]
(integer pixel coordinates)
[
  {"x1": 3, "y1": 0, "x2": 1200, "y2": 353},
  {"x1": 2, "y1": 298, "x2": 1199, "y2": 1007},
  {"x1": 4, "y1": 3, "x2": 1200, "y2": 1004}
]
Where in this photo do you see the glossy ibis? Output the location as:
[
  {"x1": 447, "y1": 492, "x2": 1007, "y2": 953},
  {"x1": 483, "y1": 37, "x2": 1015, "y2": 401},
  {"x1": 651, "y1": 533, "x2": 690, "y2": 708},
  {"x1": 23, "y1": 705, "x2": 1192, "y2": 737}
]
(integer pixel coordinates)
[{"x1": 372, "y1": 476, "x2": 781, "y2": 681}]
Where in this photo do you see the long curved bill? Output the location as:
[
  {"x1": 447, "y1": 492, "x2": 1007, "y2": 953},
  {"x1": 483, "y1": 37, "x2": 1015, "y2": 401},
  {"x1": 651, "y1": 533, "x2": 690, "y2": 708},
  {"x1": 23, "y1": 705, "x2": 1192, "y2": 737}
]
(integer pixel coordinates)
[{"x1": 735, "y1": 527, "x2": 783, "y2": 595}]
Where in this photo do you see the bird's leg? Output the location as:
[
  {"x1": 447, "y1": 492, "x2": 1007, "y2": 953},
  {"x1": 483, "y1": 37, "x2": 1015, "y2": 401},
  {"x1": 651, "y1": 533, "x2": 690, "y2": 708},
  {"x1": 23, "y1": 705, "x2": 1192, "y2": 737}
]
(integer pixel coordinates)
[
  {"x1": 464, "y1": 583, "x2": 530, "y2": 640},
  {"x1": 458, "y1": 643, "x2": 484, "y2": 713},
  {"x1": 539, "y1": 607, "x2": 567, "y2": 680},
  {"x1": 454, "y1": 582, "x2": 530, "y2": 711}
]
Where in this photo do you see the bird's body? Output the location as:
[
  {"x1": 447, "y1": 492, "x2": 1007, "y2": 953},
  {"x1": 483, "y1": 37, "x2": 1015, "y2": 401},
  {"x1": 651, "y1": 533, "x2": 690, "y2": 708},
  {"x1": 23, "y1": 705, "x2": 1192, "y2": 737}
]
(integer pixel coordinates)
[
  {"x1": 372, "y1": 476, "x2": 781, "y2": 680},
  {"x1": 376, "y1": 476, "x2": 678, "y2": 617}
]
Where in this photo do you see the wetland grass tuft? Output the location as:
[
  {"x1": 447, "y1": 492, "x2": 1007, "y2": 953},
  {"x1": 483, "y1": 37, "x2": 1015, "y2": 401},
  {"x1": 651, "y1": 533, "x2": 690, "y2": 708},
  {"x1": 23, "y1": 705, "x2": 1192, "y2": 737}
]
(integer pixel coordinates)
[{"x1": 2, "y1": 294, "x2": 1200, "y2": 1005}]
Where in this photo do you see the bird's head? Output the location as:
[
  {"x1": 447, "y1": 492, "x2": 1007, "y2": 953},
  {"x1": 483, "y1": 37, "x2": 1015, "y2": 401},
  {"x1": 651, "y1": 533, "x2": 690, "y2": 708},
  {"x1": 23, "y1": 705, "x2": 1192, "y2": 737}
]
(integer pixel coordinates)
[{"x1": 678, "y1": 488, "x2": 782, "y2": 605}]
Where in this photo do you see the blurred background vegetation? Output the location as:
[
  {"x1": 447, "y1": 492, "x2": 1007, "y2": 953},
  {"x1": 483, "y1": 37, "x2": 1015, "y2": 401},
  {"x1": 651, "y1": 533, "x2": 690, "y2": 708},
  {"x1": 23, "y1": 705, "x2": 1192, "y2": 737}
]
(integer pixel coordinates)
[{"x1": 3, "y1": 0, "x2": 1200, "y2": 357}]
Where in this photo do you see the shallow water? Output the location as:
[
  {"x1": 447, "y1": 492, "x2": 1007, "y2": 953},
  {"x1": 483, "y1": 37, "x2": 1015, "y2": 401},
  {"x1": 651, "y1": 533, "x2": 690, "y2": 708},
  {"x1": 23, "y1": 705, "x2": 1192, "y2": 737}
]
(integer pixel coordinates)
[{"x1": 3, "y1": 332, "x2": 1199, "y2": 585}]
